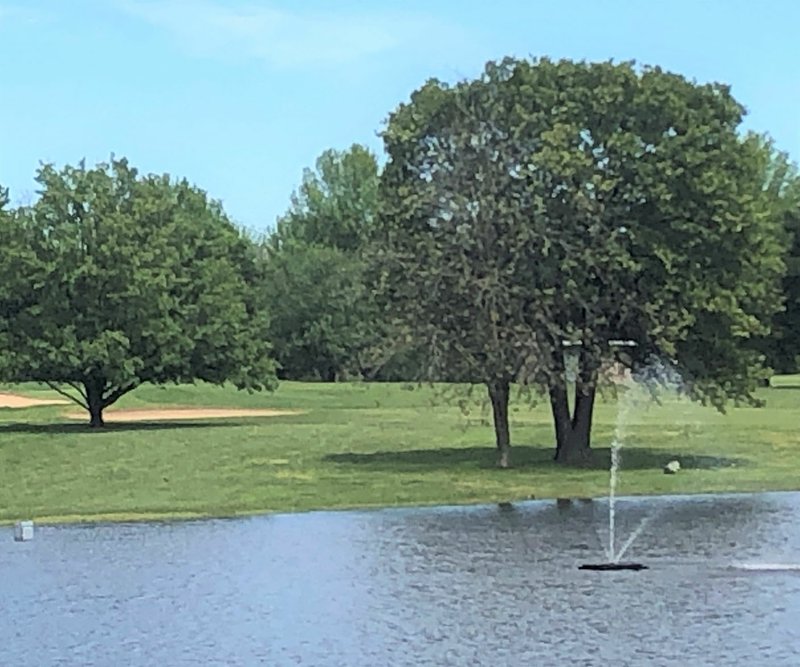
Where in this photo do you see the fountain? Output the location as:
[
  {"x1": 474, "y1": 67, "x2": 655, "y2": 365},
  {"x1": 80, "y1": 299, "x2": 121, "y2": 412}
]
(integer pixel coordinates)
[
  {"x1": 580, "y1": 384, "x2": 648, "y2": 571},
  {"x1": 579, "y1": 357, "x2": 686, "y2": 572}
]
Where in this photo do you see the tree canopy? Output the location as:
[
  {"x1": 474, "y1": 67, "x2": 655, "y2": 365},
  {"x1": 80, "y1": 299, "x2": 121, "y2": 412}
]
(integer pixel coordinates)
[
  {"x1": 757, "y1": 144, "x2": 800, "y2": 374},
  {"x1": 263, "y1": 145, "x2": 383, "y2": 381},
  {"x1": 271, "y1": 144, "x2": 380, "y2": 253},
  {"x1": 0, "y1": 158, "x2": 276, "y2": 426},
  {"x1": 261, "y1": 241, "x2": 377, "y2": 381},
  {"x1": 375, "y1": 57, "x2": 787, "y2": 465},
  {"x1": 0, "y1": 187, "x2": 35, "y2": 322}
]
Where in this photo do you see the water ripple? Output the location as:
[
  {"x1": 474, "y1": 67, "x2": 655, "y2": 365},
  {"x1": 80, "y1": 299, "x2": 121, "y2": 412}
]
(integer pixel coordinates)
[{"x1": 2, "y1": 492, "x2": 800, "y2": 665}]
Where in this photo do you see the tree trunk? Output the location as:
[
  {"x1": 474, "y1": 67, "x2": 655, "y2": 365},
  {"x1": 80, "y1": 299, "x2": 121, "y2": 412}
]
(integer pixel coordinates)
[
  {"x1": 550, "y1": 350, "x2": 598, "y2": 465},
  {"x1": 549, "y1": 382, "x2": 571, "y2": 461},
  {"x1": 85, "y1": 380, "x2": 105, "y2": 428},
  {"x1": 487, "y1": 380, "x2": 511, "y2": 468},
  {"x1": 554, "y1": 384, "x2": 596, "y2": 464}
]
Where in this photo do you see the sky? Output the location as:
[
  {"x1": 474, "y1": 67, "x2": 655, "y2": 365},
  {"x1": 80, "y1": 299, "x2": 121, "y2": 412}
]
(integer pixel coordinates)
[{"x1": 1, "y1": 0, "x2": 798, "y2": 232}]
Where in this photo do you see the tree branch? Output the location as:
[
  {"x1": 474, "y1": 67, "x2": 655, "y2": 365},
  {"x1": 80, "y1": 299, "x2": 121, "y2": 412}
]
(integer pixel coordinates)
[
  {"x1": 363, "y1": 336, "x2": 413, "y2": 380},
  {"x1": 65, "y1": 380, "x2": 88, "y2": 403},
  {"x1": 44, "y1": 381, "x2": 89, "y2": 410},
  {"x1": 102, "y1": 382, "x2": 139, "y2": 409}
]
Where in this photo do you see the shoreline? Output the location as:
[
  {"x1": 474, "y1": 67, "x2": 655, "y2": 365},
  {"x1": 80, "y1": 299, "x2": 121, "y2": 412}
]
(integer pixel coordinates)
[{"x1": 5, "y1": 487, "x2": 800, "y2": 528}]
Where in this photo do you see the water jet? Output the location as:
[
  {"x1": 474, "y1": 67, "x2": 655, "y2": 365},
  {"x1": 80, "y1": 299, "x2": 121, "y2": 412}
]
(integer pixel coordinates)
[{"x1": 578, "y1": 357, "x2": 685, "y2": 572}]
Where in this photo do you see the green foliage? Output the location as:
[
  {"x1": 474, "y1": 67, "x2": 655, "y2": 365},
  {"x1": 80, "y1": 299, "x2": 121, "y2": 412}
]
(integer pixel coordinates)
[
  {"x1": 261, "y1": 242, "x2": 377, "y2": 380},
  {"x1": 0, "y1": 188, "x2": 42, "y2": 323},
  {"x1": 272, "y1": 144, "x2": 380, "y2": 253},
  {"x1": 375, "y1": 58, "x2": 788, "y2": 457},
  {"x1": 757, "y1": 145, "x2": 800, "y2": 373},
  {"x1": 0, "y1": 158, "x2": 276, "y2": 424},
  {"x1": 264, "y1": 145, "x2": 385, "y2": 380}
]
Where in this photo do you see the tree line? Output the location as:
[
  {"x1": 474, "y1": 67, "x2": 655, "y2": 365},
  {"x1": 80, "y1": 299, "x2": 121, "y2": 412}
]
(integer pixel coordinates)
[{"x1": 1, "y1": 58, "x2": 798, "y2": 465}]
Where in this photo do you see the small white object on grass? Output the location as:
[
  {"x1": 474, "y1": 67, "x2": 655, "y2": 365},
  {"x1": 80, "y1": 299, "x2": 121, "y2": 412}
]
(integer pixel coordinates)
[
  {"x1": 663, "y1": 460, "x2": 681, "y2": 475},
  {"x1": 14, "y1": 520, "x2": 34, "y2": 542}
]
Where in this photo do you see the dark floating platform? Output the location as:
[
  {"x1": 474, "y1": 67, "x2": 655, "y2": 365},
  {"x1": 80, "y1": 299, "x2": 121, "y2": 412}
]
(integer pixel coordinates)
[{"x1": 579, "y1": 563, "x2": 649, "y2": 571}]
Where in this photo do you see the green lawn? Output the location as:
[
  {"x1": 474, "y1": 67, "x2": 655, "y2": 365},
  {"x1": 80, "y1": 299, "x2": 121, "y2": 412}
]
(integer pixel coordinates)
[{"x1": 0, "y1": 380, "x2": 798, "y2": 524}]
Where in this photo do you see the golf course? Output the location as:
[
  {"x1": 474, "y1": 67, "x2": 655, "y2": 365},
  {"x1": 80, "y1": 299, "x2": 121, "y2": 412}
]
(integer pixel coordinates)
[{"x1": 1, "y1": 377, "x2": 797, "y2": 525}]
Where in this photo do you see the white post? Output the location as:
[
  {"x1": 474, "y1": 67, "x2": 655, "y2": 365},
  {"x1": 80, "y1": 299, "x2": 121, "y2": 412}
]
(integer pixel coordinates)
[{"x1": 14, "y1": 520, "x2": 34, "y2": 542}]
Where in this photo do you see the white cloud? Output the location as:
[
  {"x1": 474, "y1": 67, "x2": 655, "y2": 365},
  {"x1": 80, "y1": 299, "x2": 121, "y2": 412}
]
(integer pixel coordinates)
[{"x1": 118, "y1": 0, "x2": 465, "y2": 69}]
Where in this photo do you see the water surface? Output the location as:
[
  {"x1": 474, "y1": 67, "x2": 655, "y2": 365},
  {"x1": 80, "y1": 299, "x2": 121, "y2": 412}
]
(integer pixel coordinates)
[{"x1": 3, "y1": 493, "x2": 800, "y2": 665}]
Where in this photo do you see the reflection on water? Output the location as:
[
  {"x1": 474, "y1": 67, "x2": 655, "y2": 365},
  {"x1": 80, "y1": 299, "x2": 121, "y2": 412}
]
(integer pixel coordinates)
[{"x1": 3, "y1": 493, "x2": 800, "y2": 666}]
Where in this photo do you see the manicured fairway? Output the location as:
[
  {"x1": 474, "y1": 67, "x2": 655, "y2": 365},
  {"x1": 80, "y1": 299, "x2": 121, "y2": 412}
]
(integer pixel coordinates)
[{"x1": 0, "y1": 379, "x2": 798, "y2": 524}]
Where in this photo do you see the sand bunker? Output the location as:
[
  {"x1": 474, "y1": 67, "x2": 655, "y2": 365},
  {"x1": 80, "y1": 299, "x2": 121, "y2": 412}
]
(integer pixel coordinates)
[
  {"x1": 1, "y1": 390, "x2": 302, "y2": 421},
  {"x1": 64, "y1": 408, "x2": 301, "y2": 422},
  {"x1": 0, "y1": 392, "x2": 70, "y2": 409}
]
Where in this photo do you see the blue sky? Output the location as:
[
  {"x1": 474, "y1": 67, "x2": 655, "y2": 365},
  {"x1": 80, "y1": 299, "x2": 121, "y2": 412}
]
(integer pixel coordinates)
[{"x1": 1, "y1": 0, "x2": 798, "y2": 231}]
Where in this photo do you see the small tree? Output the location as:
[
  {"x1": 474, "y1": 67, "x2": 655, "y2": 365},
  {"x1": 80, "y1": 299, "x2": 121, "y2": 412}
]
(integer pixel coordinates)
[
  {"x1": 264, "y1": 145, "x2": 383, "y2": 380},
  {"x1": 0, "y1": 158, "x2": 276, "y2": 426},
  {"x1": 375, "y1": 58, "x2": 787, "y2": 465}
]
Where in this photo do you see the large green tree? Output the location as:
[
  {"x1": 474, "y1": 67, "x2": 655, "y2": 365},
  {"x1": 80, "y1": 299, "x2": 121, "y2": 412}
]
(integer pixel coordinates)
[
  {"x1": 264, "y1": 145, "x2": 384, "y2": 380},
  {"x1": 758, "y1": 145, "x2": 800, "y2": 374},
  {"x1": 778, "y1": 200, "x2": 800, "y2": 373},
  {"x1": 0, "y1": 188, "x2": 31, "y2": 320},
  {"x1": 375, "y1": 58, "x2": 786, "y2": 466},
  {"x1": 272, "y1": 144, "x2": 380, "y2": 252},
  {"x1": 261, "y1": 241, "x2": 376, "y2": 380},
  {"x1": 0, "y1": 158, "x2": 276, "y2": 426}
]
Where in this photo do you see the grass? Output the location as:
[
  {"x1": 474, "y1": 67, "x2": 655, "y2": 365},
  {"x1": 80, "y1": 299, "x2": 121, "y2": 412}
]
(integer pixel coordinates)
[{"x1": 0, "y1": 380, "x2": 798, "y2": 524}]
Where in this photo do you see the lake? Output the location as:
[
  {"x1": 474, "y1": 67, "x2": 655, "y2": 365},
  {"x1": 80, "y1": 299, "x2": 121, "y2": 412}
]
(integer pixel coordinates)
[{"x1": 3, "y1": 492, "x2": 800, "y2": 665}]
